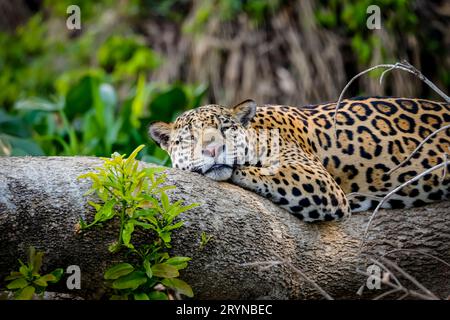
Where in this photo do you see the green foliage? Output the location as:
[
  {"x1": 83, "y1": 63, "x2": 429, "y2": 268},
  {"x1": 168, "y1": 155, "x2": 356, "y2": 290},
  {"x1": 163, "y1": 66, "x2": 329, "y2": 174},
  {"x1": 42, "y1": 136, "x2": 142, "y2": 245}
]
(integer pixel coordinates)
[
  {"x1": 98, "y1": 35, "x2": 161, "y2": 81},
  {"x1": 78, "y1": 145, "x2": 198, "y2": 300},
  {"x1": 3, "y1": 246, "x2": 63, "y2": 300},
  {"x1": 315, "y1": 0, "x2": 418, "y2": 65},
  {"x1": 0, "y1": 72, "x2": 205, "y2": 162},
  {"x1": 0, "y1": 3, "x2": 206, "y2": 163},
  {"x1": 182, "y1": 0, "x2": 283, "y2": 32}
]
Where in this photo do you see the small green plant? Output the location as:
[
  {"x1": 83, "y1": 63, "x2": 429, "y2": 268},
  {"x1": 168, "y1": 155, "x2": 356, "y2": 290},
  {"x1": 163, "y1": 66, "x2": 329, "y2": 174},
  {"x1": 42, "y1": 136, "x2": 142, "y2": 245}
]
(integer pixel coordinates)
[
  {"x1": 78, "y1": 145, "x2": 198, "y2": 300},
  {"x1": 199, "y1": 231, "x2": 212, "y2": 250},
  {"x1": 3, "y1": 246, "x2": 63, "y2": 300}
]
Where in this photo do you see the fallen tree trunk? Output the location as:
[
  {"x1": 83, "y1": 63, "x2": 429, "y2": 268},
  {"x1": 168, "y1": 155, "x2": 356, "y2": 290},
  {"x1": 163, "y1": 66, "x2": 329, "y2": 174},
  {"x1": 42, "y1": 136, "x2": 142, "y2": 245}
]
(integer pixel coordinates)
[{"x1": 0, "y1": 157, "x2": 449, "y2": 300}]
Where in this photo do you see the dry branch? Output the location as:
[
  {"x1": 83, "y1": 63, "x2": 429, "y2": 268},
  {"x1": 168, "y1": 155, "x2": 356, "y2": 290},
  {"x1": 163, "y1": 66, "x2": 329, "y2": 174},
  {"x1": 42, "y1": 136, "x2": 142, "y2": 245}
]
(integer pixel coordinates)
[
  {"x1": 0, "y1": 157, "x2": 449, "y2": 300},
  {"x1": 332, "y1": 61, "x2": 450, "y2": 138}
]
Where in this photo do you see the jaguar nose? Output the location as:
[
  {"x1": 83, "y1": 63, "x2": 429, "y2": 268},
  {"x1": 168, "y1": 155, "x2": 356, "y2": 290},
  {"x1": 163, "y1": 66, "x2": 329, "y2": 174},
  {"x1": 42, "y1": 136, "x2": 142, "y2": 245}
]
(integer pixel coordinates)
[{"x1": 202, "y1": 144, "x2": 224, "y2": 159}]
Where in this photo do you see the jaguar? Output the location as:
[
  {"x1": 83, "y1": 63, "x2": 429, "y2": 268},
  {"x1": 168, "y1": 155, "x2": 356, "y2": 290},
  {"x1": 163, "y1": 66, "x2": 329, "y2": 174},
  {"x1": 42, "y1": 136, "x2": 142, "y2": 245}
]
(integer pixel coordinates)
[{"x1": 149, "y1": 97, "x2": 450, "y2": 222}]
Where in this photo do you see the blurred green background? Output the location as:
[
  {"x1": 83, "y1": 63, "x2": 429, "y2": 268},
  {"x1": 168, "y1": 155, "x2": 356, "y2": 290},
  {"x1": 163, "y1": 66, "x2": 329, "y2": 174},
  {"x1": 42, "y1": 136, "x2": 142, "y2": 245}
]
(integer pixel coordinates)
[{"x1": 0, "y1": 0, "x2": 448, "y2": 163}]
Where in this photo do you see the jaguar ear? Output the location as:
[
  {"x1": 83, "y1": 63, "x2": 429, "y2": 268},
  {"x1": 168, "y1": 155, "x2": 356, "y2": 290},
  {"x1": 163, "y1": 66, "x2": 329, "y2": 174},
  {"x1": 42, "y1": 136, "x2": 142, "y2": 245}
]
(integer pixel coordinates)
[
  {"x1": 231, "y1": 99, "x2": 257, "y2": 126},
  {"x1": 148, "y1": 121, "x2": 173, "y2": 150}
]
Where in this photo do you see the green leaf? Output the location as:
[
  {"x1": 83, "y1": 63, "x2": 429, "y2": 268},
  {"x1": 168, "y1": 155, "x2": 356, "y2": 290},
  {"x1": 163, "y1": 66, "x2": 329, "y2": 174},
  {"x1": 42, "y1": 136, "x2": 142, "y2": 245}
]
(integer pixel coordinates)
[
  {"x1": 104, "y1": 263, "x2": 135, "y2": 280},
  {"x1": 112, "y1": 271, "x2": 147, "y2": 290},
  {"x1": 160, "y1": 192, "x2": 170, "y2": 211},
  {"x1": 64, "y1": 75, "x2": 100, "y2": 120},
  {"x1": 49, "y1": 268, "x2": 64, "y2": 283},
  {"x1": 132, "y1": 220, "x2": 154, "y2": 230},
  {"x1": 19, "y1": 264, "x2": 29, "y2": 277},
  {"x1": 166, "y1": 256, "x2": 191, "y2": 270},
  {"x1": 165, "y1": 220, "x2": 184, "y2": 231},
  {"x1": 126, "y1": 144, "x2": 145, "y2": 165},
  {"x1": 4, "y1": 272, "x2": 23, "y2": 281},
  {"x1": 148, "y1": 86, "x2": 188, "y2": 123},
  {"x1": 0, "y1": 134, "x2": 44, "y2": 156},
  {"x1": 161, "y1": 278, "x2": 194, "y2": 298},
  {"x1": 151, "y1": 263, "x2": 179, "y2": 278},
  {"x1": 108, "y1": 242, "x2": 121, "y2": 253},
  {"x1": 14, "y1": 97, "x2": 62, "y2": 112},
  {"x1": 40, "y1": 272, "x2": 58, "y2": 283},
  {"x1": 79, "y1": 218, "x2": 88, "y2": 229},
  {"x1": 7, "y1": 278, "x2": 29, "y2": 289},
  {"x1": 143, "y1": 259, "x2": 152, "y2": 279},
  {"x1": 147, "y1": 291, "x2": 168, "y2": 300},
  {"x1": 15, "y1": 286, "x2": 35, "y2": 300},
  {"x1": 131, "y1": 74, "x2": 149, "y2": 128},
  {"x1": 33, "y1": 276, "x2": 48, "y2": 287},
  {"x1": 142, "y1": 167, "x2": 166, "y2": 178},
  {"x1": 122, "y1": 220, "x2": 135, "y2": 248},
  {"x1": 94, "y1": 199, "x2": 117, "y2": 223},
  {"x1": 133, "y1": 292, "x2": 149, "y2": 300},
  {"x1": 32, "y1": 251, "x2": 44, "y2": 275},
  {"x1": 28, "y1": 246, "x2": 36, "y2": 266},
  {"x1": 78, "y1": 172, "x2": 101, "y2": 184},
  {"x1": 175, "y1": 203, "x2": 200, "y2": 216},
  {"x1": 87, "y1": 201, "x2": 102, "y2": 211},
  {"x1": 159, "y1": 231, "x2": 171, "y2": 243}
]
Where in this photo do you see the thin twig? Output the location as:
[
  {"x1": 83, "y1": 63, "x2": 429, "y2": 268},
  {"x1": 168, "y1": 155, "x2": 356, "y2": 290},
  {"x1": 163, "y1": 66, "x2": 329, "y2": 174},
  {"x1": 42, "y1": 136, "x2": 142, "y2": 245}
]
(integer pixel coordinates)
[
  {"x1": 441, "y1": 153, "x2": 449, "y2": 182},
  {"x1": 383, "y1": 249, "x2": 450, "y2": 269},
  {"x1": 362, "y1": 161, "x2": 450, "y2": 242},
  {"x1": 397, "y1": 292, "x2": 410, "y2": 300},
  {"x1": 368, "y1": 257, "x2": 402, "y2": 288},
  {"x1": 333, "y1": 61, "x2": 450, "y2": 138},
  {"x1": 355, "y1": 269, "x2": 435, "y2": 300},
  {"x1": 387, "y1": 124, "x2": 450, "y2": 175},
  {"x1": 373, "y1": 288, "x2": 401, "y2": 300},
  {"x1": 377, "y1": 256, "x2": 439, "y2": 300},
  {"x1": 357, "y1": 255, "x2": 439, "y2": 300},
  {"x1": 397, "y1": 61, "x2": 450, "y2": 103}
]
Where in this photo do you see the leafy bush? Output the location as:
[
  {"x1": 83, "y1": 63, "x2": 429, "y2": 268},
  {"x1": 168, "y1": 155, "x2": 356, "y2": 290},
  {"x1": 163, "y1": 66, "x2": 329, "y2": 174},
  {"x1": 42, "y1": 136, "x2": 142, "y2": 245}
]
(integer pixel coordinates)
[
  {"x1": 3, "y1": 246, "x2": 63, "y2": 300},
  {"x1": 78, "y1": 145, "x2": 198, "y2": 300}
]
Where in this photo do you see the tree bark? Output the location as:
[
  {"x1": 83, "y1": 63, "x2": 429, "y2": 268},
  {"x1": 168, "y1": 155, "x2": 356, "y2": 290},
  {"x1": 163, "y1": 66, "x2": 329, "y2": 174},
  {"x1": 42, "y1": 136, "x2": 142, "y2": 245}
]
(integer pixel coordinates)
[{"x1": 0, "y1": 157, "x2": 449, "y2": 300}]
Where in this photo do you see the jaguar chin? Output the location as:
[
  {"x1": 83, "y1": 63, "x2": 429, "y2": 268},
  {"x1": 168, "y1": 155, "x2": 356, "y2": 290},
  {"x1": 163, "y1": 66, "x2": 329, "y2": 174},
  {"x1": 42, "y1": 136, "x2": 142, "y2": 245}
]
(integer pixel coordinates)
[{"x1": 203, "y1": 164, "x2": 233, "y2": 181}]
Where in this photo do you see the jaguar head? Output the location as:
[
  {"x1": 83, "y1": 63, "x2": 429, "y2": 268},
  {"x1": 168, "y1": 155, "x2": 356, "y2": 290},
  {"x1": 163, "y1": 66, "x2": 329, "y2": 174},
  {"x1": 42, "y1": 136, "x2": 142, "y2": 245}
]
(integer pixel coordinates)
[{"x1": 148, "y1": 100, "x2": 257, "y2": 181}]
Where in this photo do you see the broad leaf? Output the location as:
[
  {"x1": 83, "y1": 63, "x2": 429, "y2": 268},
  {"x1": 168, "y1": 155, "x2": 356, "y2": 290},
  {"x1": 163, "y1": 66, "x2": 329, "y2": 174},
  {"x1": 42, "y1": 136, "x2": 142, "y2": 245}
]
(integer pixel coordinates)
[
  {"x1": 161, "y1": 278, "x2": 194, "y2": 298},
  {"x1": 122, "y1": 221, "x2": 135, "y2": 248},
  {"x1": 33, "y1": 277, "x2": 48, "y2": 287},
  {"x1": 133, "y1": 292, "x2": 149, "y2": 300},
  {"x1": 15, "y1": 286, "x2": 35, "y2": 300},
  {"x1": 4, "y1": 272, "x2": 23, "y2": 281},
  {"x1": 151, "y1": 263, "x2": 179, "y2": 278},
  {"x1": 14, "y1": 97, "x2": 61, "y2": 112},
  {"x1": 143, "y1": 259, "x2": 152, "y2": 279},
  {"x1": 104, "y1": 263, "x2": 134, "y2": 280},
  {"x1": 94, "y1": 199, "x2": 117, "y2": 222},
  {"x1": 19, "y1": 264, "x2": 29, "y2": 277},
  {"x1": 32, "y1": 251, "x2": 44, "y2": 275},
  {"x1": 49, "y1": 268, "x2": 64, "y2": 282},
  {"x1": 147, "y1": 291, "x2": 168, "y2": 300},
  {"x1": 7, "y1": 278, "x2": 29, "y2": 289},
  {"x1": 112, "y1": 271, "x2": 147, "y2": 290},
  {"x1": 166, "y1": 256, "x2": 191, "y2": 270},
  {"x1": 159, "y1": 231, "x2": 171, "y2": 243}
]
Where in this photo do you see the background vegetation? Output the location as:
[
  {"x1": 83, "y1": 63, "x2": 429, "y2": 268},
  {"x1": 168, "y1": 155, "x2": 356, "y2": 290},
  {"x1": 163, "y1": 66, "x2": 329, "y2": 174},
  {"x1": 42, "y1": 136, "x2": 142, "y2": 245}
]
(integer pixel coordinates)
[{"x1": 0, "y1": 0, "x2": 448, "y2": 163}]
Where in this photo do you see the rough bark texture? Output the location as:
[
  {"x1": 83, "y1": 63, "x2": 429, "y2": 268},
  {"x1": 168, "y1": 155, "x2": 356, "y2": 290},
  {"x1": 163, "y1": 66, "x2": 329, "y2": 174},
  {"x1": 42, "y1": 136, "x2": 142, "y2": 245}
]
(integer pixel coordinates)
[{"x1": 0, "y1": 157, "x2": 449, "y2": 300}]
